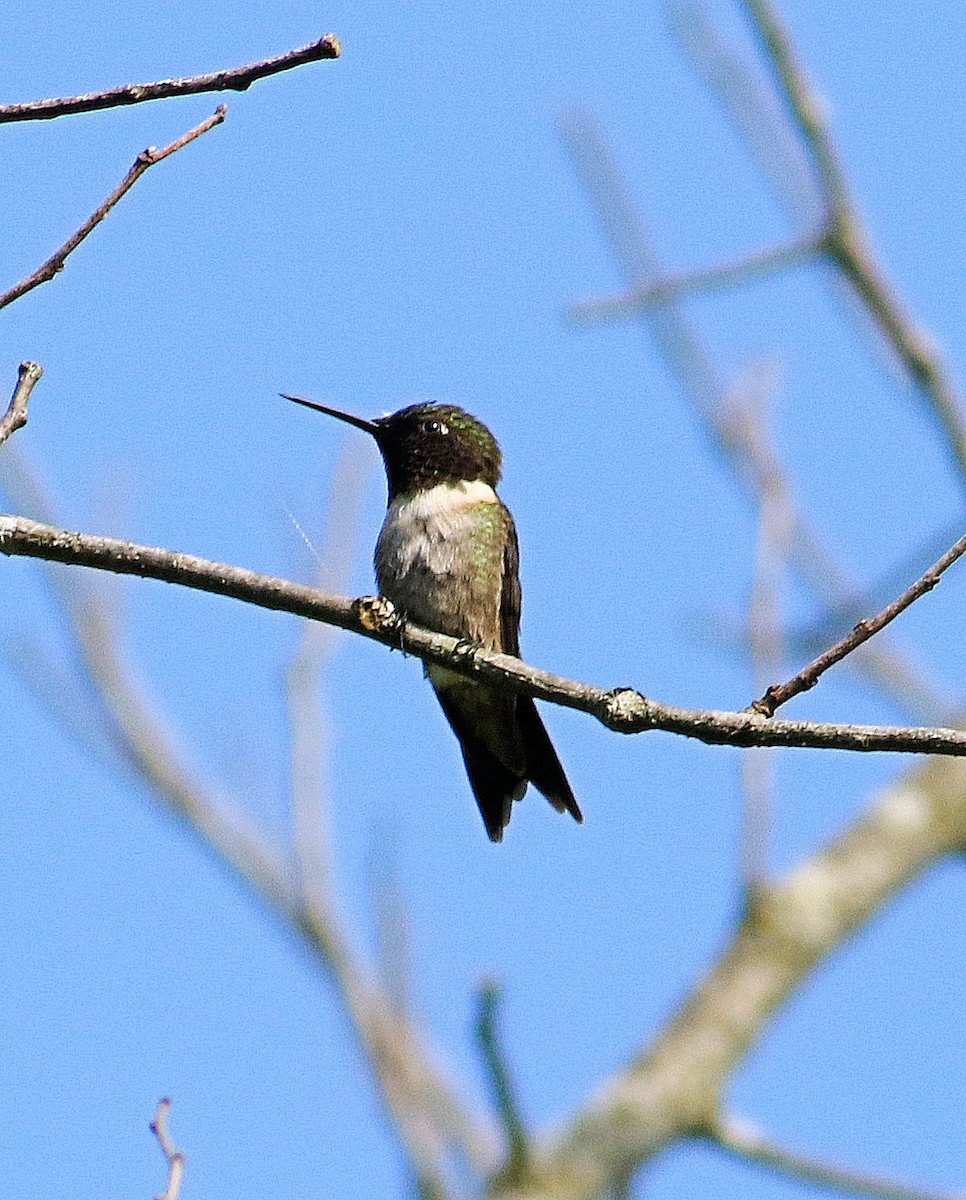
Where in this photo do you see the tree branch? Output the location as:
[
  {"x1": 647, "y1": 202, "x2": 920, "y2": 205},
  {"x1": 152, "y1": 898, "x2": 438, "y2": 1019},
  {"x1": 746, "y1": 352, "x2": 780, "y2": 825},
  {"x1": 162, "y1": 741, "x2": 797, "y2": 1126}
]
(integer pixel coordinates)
[
  {"x1": 0, "y1": 35, "x2": 341, "y2": 123},
  {"x1": 0, "y1": 361, "x2": 43, "y2": 447},
  {"x1": 1, "y1": 512, "x2": 965, "y2": 757},
  {"x1": 0, "y1": 108, "x2": 226, "y2": 313},
  {"x1": 737, "y1": 0, "x2": 966, "y2": 483},
  {"x1": 713, "y1": 1115, "x2": 960, "y2": 1200},
  {"x1": 477, "y1": 982, "x2": 531, "y2": 1185},
  {"x1": 753, "y1": 528, "x2": 966, "y2": 716},
  {"x1": 490, "y1": 753, "x2": 966, "y2": 1198},
  {"x1": 567, "y1": 235, "x2": 822, "y2": 325},
  {"x1": 669, "y1": 0, "x2": 820, "y2": 228},
  {"x1": 559, "y1": 109, "x2": 720, "y2": 410}
]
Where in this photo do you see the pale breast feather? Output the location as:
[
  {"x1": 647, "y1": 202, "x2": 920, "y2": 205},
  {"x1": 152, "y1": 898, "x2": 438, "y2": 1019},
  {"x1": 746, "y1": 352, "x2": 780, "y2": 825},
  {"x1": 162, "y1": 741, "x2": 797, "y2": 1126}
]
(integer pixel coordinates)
[{"x1": 374, "y1": 479, "x2": 507, "y2": 643}]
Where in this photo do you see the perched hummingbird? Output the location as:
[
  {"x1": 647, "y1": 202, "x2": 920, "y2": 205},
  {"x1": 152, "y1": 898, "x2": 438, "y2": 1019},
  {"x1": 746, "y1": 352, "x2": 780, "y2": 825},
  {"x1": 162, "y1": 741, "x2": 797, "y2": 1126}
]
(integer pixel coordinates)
[{"x1": 285, "y1": 394, "x2": 582, "y2": 842}]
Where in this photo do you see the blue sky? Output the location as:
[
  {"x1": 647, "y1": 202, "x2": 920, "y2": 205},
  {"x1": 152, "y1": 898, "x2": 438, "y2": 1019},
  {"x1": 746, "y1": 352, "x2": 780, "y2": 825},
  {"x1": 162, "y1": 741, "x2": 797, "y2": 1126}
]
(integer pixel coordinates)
[{"x1": 2, "y1": 2, "x2": 964, "y2": 1197}]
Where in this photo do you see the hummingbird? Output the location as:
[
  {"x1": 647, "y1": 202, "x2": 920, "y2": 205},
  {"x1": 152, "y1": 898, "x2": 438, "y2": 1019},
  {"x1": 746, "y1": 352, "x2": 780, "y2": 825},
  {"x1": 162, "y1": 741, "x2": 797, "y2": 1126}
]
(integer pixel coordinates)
[{"x1": 285, "y1": 394, "x2": 582, "y2": 842}]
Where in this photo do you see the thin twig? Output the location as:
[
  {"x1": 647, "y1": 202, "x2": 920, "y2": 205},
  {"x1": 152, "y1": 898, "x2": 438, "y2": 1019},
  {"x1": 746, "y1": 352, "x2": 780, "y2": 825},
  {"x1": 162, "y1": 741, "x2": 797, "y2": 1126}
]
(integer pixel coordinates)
[
  {"x1": 753, "y1": 529, "x2": 966, "y2": 717},
  {"x1": 0, "y1": 362, "x2": 43, "y2": 447},
  {"x1": 150, "y1": 1099, "x2": 185, "y2": 1200},
  {"x1": 0, "y1": 35, "x2": 341, "y2": 123},
  {"x1": 476, "y1": 982, "x2": 530, "y2": 1183},
  {"x1": 0, "y1": 108, "x2": 226, "y2": 312},
  {"x1": 738, "y1": 0, "x2": 966, "y2": 482},
  {"x1": 568, "y1": 235, "x2": 822, "y2": 325},
  {"x1": 714, "y1": 1115, "x2": 961, "y2": 1200},
  {"x1": 1, "y1": 512, "x2": 965, "y2": 758}
]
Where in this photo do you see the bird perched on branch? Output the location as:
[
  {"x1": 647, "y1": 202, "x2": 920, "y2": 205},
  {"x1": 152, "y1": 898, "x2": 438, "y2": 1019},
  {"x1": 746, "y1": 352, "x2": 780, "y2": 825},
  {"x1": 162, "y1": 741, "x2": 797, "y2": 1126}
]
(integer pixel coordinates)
[{"x1": 286, "y1": 395, "x2": 582, "y2": 841}]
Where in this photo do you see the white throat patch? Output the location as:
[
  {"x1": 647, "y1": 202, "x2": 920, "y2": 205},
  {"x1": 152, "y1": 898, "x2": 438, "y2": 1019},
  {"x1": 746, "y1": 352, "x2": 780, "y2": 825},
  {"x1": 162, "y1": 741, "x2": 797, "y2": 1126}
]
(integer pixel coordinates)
[{"x1": 397, "y1": 478, "x2": 498, "y2": 519}]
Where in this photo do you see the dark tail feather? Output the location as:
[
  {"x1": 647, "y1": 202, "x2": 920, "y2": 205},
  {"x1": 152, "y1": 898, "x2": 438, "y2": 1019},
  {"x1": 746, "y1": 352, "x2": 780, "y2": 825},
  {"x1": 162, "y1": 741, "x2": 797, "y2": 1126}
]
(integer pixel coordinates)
[
  {"x1": 459, "y1": 744, "x2": 527, "y2": 842},
  {"x1": 434, "y1": 689, "x2": 526, "y2": 842},
  {"x1": 434, "y1": 687, "x2": 581, "y2": 841},
  {"x1": 517, "y1": 696, "x2": 583, "y2": 825}
]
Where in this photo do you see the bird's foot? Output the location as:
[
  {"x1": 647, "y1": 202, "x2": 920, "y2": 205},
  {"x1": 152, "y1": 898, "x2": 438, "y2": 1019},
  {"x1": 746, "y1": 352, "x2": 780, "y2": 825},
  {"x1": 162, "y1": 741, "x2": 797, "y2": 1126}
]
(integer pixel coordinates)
[
  {"x1": 451, "y1": 636, "x2": 480, "y2": 654},
  {"x1": 353, "y1": 595, "x2": 406, "y2": 651},
  {"x1": 449, "y1": 637, "x2": 482, "y2": 665}
]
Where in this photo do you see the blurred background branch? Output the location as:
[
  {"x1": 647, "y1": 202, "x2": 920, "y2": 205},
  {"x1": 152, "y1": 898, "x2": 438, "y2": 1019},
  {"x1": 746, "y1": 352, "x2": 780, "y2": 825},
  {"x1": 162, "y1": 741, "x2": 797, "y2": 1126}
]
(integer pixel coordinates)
[
  {"x1": 491, "y1": 752, "x2": 966, "y2": 1198},
  {"x1": 560, "y1": 2, "x2": 953, "y2": 725},
  {"x1": 713, "y1": 1114, "x2": 960, "y2": 1200},
  {"x1": 737, "y1": 0, "x2": 966, "y2": 480}
]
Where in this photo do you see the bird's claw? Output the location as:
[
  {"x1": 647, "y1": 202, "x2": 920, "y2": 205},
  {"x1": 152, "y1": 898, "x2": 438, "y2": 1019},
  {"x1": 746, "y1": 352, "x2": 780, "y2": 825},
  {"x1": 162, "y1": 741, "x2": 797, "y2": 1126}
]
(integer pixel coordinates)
[
  {"x1": 450, "y1": 637, "x2": 481, "y2": 664},
  {"x1": 354, "y1": 594, "x2": 401, "y2": 635}
]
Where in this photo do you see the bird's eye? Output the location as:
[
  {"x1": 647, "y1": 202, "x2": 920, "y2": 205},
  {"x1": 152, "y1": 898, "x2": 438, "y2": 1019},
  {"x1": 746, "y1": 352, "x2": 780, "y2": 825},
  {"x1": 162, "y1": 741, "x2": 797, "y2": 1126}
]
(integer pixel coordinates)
[{"x1": 425, "y1": 419, "x2": 449, "y2": 436}]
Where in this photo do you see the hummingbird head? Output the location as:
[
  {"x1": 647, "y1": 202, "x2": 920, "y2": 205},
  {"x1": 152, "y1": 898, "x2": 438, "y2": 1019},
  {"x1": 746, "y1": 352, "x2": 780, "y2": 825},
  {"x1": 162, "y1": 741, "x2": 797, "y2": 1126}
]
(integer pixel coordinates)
[{"x1": 284, "y1": 396, "x2": 503, "y2": 500}]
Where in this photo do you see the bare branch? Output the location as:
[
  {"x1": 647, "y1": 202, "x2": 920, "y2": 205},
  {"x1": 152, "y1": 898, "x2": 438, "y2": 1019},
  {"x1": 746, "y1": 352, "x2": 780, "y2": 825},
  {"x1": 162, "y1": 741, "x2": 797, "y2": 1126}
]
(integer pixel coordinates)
[
  {"x1": 0, "y1": 362, "x2": 43, "y2": 447},
  {"x1": 561, "y1": 111, "x2": 946, "y2": 723},
  {"x1": 568, "y1": 235, "x2": 821, "y2": 325},
  {"x1": 369, "y1": 829, "x2": 414, "y2": 1015},
  {"x1": 0, "y1": 108, "x2": 226, "y2": 312},
  {"x1": 714, "y1": 1115, "x2": 961, "y2": 1200},
  {"x1": 737, "y1": 0, "x2": 966, "y2": 481},
  {"x1": 735, "y1": 0, "x2": 849, "y2": 211},
  {"x1": 1, "y1": 512, "x2": 965, "y2": 758},
  {"x1": 476, "y1": 982, "x2": 531, "y2": 1184},
  {"x1": 150, "y1": 1099, "x2": 185, "y2": 1200},
  {"x1": 753, "y1": 529, "x2": 966, "y2": 717},
  {"x1": 0, "y1": 35, "x2": 341, "y2": 123},
  {"x1": 491, "y1": 755, "x2": 966, "y2": 1199},
  {"x1": 559, "y1": 109, "x2": 720, "y2": 408}
]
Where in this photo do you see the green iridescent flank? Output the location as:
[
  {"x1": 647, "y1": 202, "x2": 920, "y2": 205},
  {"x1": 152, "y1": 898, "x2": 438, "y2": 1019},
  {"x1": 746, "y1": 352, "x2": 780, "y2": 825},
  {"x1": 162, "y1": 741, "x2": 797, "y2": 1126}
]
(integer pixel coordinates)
[{"x1": 471, "y1": 502, "x2": 504, "y2": 585}]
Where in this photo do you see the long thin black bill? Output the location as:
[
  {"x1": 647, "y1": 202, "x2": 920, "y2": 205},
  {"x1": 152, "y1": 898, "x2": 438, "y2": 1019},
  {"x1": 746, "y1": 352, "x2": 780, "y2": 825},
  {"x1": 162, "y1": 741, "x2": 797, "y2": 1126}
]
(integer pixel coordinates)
[{"x1": 281, "y1": 393, "x2": 381, "y2": 437}]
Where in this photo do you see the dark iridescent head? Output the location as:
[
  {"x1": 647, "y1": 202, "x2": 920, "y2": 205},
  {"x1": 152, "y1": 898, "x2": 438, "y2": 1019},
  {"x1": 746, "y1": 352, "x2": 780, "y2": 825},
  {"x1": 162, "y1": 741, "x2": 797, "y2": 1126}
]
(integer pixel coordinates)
[{"x1": 284, "y1": 396, "x2": 503, "y2": 500}]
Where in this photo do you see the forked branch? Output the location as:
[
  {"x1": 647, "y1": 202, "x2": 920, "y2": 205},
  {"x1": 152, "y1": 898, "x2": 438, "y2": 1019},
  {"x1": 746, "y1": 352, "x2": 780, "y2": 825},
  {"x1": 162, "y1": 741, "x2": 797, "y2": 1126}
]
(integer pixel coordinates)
[
  {"x1": 737, "y1": 0, "x2": 966, "y2": 481},
  {"x1": 150, "y1": 1099, "x2": 185, "y2": 1200},
  {"x1": 491, "y1": 751, "x2": 966, "y2": 1199}
]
